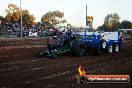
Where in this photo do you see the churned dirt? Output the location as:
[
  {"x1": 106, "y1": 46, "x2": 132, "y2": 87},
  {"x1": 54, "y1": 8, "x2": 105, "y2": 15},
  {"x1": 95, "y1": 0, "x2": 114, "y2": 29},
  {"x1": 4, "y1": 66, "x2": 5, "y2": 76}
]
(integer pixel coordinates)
[{"x1": 0, "y1": 38, "x2": 132, "y2": 88}]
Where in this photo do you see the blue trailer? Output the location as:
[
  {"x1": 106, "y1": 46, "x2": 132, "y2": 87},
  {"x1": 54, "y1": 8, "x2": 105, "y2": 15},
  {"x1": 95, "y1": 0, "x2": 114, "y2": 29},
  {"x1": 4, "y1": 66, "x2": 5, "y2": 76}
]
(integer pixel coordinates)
[{"x1": 72, "y1": 30, "x2": 123, "y2": 56}]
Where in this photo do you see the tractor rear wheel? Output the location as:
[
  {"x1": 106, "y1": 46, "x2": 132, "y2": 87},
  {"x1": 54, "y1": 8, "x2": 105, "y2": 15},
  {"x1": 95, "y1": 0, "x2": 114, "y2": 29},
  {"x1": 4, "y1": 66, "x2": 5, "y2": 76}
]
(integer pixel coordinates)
[{"x1": 72, "y1": 40, "x2": 85, "y2": 57}]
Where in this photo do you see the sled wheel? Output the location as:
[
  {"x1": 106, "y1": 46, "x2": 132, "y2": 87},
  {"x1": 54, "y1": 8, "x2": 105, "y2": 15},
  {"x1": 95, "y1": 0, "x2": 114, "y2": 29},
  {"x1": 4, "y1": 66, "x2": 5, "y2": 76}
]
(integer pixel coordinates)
[
  {"x1": 108, "y1": 44, "x2": 113, "y2": 54},
  {"x1": 114, "y1": 43, "x2": 120, "y2": 53}
]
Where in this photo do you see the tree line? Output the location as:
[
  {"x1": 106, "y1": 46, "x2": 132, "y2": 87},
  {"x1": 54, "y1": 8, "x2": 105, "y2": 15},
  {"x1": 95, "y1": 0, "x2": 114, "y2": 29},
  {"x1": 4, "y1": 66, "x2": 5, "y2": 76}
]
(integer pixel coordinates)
[
  {"x1": 0, "y1": 4, "x2": 66, "y2": 28},
  {"x1": 97, "y1": 13, "x2": 132, "y2": 31}
]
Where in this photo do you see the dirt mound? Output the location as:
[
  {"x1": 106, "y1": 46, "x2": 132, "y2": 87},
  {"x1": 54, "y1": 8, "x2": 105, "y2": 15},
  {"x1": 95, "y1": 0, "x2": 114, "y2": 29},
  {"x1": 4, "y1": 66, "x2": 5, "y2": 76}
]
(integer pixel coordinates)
[{"x1": 0, "y1": 38, "x2": 47, "y2": 46}]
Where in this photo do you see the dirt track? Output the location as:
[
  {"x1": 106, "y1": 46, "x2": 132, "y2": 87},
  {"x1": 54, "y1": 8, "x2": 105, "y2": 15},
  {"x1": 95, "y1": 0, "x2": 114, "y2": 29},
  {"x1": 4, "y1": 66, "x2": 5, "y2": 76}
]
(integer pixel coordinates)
[{"x1": 0, "y1": 38, "x2": 132, "y2": 88}]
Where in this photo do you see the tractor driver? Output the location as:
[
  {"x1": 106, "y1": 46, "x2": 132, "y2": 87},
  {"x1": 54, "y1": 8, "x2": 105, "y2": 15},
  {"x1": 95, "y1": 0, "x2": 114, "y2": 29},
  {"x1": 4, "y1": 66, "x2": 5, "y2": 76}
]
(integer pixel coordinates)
[{"x1": 63, "y1": 29, "x2": 75, "y2": 47}]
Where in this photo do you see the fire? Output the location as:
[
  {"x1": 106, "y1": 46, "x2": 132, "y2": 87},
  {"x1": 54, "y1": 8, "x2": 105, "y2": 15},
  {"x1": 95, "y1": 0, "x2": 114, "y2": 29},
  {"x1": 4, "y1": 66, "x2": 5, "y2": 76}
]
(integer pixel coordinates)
[{"x1": 78, "y1": 66, "x2": 86, "y2": 76}]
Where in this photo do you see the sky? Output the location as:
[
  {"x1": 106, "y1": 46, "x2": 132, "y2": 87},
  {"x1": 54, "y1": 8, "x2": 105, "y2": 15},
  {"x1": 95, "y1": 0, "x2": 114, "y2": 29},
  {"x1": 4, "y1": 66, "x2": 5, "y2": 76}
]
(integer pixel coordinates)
[{"x1": 0, "y1": 0, "x2": 132, "y2": 28}]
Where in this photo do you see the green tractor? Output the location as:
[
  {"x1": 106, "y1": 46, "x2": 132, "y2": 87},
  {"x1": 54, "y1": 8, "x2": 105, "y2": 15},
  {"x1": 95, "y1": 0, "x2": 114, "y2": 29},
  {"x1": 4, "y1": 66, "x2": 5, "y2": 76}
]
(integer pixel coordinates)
[{"x1": 36, "y1": 29, "x2": 85, "y2": 58}]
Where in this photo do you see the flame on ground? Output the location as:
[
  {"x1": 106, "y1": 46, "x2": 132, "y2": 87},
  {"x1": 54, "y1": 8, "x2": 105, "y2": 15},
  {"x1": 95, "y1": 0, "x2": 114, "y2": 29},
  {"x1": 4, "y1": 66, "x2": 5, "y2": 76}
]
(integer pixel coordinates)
[{"x1": 78, "y1": 66, "x2": 86, "y2": 76}]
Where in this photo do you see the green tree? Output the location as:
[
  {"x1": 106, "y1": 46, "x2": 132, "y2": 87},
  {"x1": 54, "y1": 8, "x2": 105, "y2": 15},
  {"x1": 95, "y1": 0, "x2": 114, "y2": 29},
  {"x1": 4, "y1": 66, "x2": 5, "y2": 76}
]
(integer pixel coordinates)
[
  {"x1": 5, "y1": 4, "x2": 20, "y2": 23},
  {"x1": 41, "y1": 11, "x2": 65, "y2": 27},
  {"x1": 0, "y1": 16, "x2": 7, "y2": 22},
  {"x1": 36, "y1": 22, "x2": 42, "y2": 26},
  {"x1": 120, "y1": 20, "x2": 132, "y2": 29},
  {"x1": 60, "y1": 19, "x2": 67, "y2": 24},
  {"x1": 5, "y1": 4, "x2": 35, "y2": 25},
  {"x1": 21, "y1": 10, "x2": 35, "y2": 25},
  {"x1": 66, "y1": 23, "x2": 72, "y2": 28},
  {"x1": 97, "y1": 24, "x2": 108, "y2": 31},
  {"x1": 104, "y1": 13, "x2": 120, "y2": 31}
]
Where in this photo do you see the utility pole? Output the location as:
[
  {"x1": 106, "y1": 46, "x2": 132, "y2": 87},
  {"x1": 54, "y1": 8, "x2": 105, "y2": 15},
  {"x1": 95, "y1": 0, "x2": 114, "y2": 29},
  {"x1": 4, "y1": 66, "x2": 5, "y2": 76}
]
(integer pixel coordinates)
[
  {"x1": 86, "y1": 4, "x2": 89, "y2": 31},
  {"x1": 20, "y1": 0, "x2": 22, "y2": 37},
  {"x1": 86, "y1": 5, "x2": 88, "y2": 27}
]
